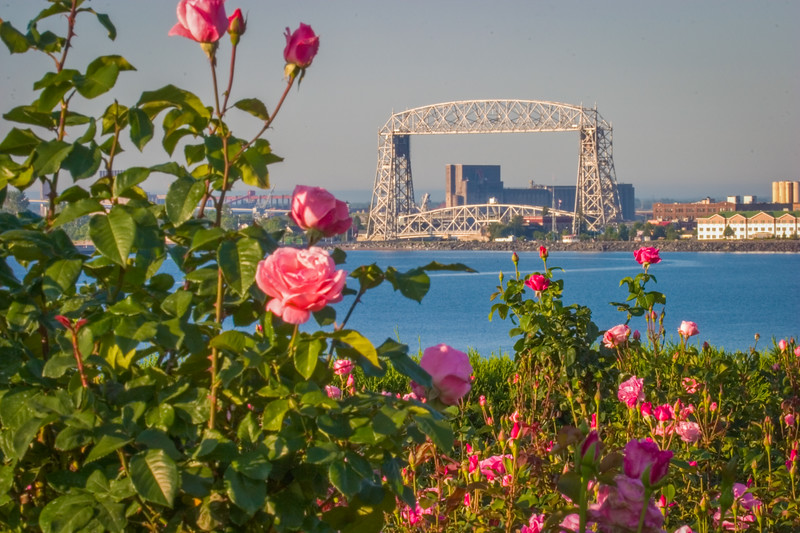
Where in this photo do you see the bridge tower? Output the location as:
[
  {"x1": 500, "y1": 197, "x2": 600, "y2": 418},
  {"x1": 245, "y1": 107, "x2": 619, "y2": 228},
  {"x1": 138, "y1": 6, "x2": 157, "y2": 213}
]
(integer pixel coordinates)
[{"x1": 366, "y1": 100, "x2": 622, "y2": 240}]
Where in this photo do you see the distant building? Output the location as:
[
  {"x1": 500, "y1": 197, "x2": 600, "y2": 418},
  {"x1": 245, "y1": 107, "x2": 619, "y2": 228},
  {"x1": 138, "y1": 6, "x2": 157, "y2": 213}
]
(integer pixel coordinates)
[
  {"x1": 653, "y1": 197, "x2": 735, "y2": 222},
  {"x1": 696, "y1": 211, "x2": 799, "y2": 240},
  {"x1": 445, "y1": 164, "x2": 635, "y2": 220},
  {"x1": 772, "y1": 180, "x2": 800, "y2": 204}
]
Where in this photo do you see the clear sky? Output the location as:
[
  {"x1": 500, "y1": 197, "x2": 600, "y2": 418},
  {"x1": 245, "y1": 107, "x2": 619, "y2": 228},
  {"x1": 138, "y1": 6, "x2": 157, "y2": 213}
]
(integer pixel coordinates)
[{"x1": 2, "y1": 0, "x2": 798, "y2": 203}]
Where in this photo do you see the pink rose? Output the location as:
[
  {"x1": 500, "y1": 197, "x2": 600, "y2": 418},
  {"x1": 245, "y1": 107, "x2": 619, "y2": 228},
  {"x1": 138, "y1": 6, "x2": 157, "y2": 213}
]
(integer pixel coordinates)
[
  {"x1": 623, "y1": 438, "x2": 673, "y2": 486},
  {"x1": 592, "y1": 475, "x2": 664, "y2": 533},
  {"x1": 333, "y1": 359, "x2": 353, "y2": 376},
  {"x1": 520, "y1": 513, "x2": 545, "y2": 533},
  {"x1": 654, "y1": 404, "x2": 675, "y2": 421},
  {"x1": 478, "y1": 454, "x2": 511, "y2": 482},
  {"x1": 682, "y1": 377, "x2": 699, "y2": 394},
  {"x1": 786, "y1": 413, "x2": 796, "y2": 427},
  {"x1": 255, "y1": 247, "x2": 346, "y2": 325},
  {"x1": 634, "y1": 246, "x2": 661, "y2": 266},
  {"x1": 168, "y1": 0, "x2": 228, "y2": 43},
  {"x1": 290, "y1": 185, "x2": 351, "y2": 237},
  {"x1": 604, "y1": 324, "x2": 631, "y2": 348},
  {"x1": 414, "y1": 344, "x2": 473, "y2": 405},
  {"x1": 676, "y1": 421, "x2": 702, "y2": 443},
  {"x1": 640, "y1": 402, "x2": 653, "y2": 417},
  {"x1": 580, "y1": 431, "x2": 601, "y2": 464},
  {"x1": 678, "y1": 320, "x2": 699, "y2": 338},
  {"x1": 227, "y1": 7, "x2": 245, "y2": 41},
  {"x1": 324, "y1": 385, "x2": 341, "y2": 399},
  {"x1": 538, "y1": 245, "x2": 548, "y2": 261},
  {"x1": 617, "y1": 376, "x2": 645, "y2": 408},
  {"x1": 524, "y1": 274, "x2": 550, "y2": 293},
  {"x1": 778, "y1": 339, "x2": 788, "y2": 352},
  {"x1": 284, "y1": 23, "x2": 320, "y2": 68},
  {"x1": 795, "y1": 346, "x2": 800, "y2": 358}
]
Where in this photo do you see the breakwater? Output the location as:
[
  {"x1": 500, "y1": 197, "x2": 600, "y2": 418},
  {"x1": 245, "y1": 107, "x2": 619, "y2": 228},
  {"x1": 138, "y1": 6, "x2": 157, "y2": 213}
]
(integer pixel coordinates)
[{"x1": 338, "y1": 239, "x2": 800, "y2": 253}]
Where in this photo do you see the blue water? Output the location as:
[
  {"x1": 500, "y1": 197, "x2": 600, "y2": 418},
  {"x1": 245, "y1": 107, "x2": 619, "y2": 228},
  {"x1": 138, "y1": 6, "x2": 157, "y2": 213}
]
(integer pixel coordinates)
[{"x1": 330, "y1": 250, "x2": 799, "y2": 356}]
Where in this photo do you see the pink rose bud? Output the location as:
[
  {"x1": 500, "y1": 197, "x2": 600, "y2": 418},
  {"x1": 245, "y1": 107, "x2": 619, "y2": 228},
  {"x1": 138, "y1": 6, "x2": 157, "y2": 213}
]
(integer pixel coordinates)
[
  {"x1": 580, "y1": 431, "x2": 601, "y2": 464},
  {"x1": 709, "y1": 401, "x2": 718, "y2": 412},
  {"x1": 524, "y1": 274, "x2": 550, "y2": 293},
  {"x1": 623, "y1": 438, "x2": 673, "y2": 486},
  {"x1": 511, "y1": 251, "x2": 519, "y2": 265},
  {"x1": 778, "y1": 339, "x2": 788, "y2": 352},
  {"x1": 539, "y1": 245, "x2": 548, "y2": 261},
  {"x1": 633, "y1": 330, "x2": 641, "y2": 341},
  {"x1": 324, "y1": 385, "x2": 341, "y2": 399},
  {"x1": 284, "y1": 23, "x2": 319, "y2": 70},
  {"x1": 633, "y1": 246, "x2": 661, "y2": 266},
  {"x1": 255, "y1": 247, "x2": 347, "y2": 325},
  {"x1": 290, "y1": 185, "x2": 351, "y2": 237},
  {"x1": 590, "y1": 412, "x2": 598, "y2": 430},
  {"x1": 678, "y1": 320, "x2": 699, "y2": 338},
  {"x1": 346, "y1": 374, "x2": 355, "y2": 387},
  {"x1": 333, "y1": 359, "x2": 354, "y2": 376},
  {"x1": 479, "y1": 395, "x2": 486, "y2": 407},
  {"x1": 169, "y1": 0, "x2": 228, "y2": 43},
  {"x1": 227, "y1": 8, "x2": 246, "y2": 44},
  {"x1": 509, "y1": 422, "x2": 521, "y2": 440}
]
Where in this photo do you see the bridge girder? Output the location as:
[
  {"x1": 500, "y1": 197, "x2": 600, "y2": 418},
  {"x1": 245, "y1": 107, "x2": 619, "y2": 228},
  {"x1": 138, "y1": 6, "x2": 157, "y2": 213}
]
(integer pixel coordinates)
[{"x1": 366, "y1": 99, "x2": 622, "y2": 240}]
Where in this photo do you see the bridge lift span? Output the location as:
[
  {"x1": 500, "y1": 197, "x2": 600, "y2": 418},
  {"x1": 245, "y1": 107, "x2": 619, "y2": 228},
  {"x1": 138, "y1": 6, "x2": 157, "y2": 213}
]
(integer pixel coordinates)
[{"x1": 365, "y1": 100, "x2": 622, "y2": 240}]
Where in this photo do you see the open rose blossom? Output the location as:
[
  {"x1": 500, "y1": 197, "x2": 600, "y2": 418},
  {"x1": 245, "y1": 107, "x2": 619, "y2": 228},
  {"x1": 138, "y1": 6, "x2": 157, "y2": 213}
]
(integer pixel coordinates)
[
  {"x1": 678, "y1": 320, "x2": 699, "y2": 338},
  {"x1": 623, "y1": 438, "x2": 673, "y2": 486},
  {"x1": 592, "y1": 475, "x2": 664, "y2": 533},
  {"x1": 255, "y1": 247, "x2": 346, "y2": 325},
  {"x1": 604, "y1": 324, "x2": 631, "y2": 348},
  {"x1": 633, "y1": 246, "x2": 661, "y2": 266},
  {"x1": 676, "y1": 421, "x2": 702, "y2": 443},
  {"x1": 290, "y1": 185, "x2": 351, "y2": 237},
  {"x1": 284, "y1": 23, "x2": 319, "y2": 68},
  {"x1": 411, "y1": 344, "x2": 472, "y2": 405},
  {"x1": 168, "y1": 0, "x2": 228, "y2": 43},
  {"x1": 524, "y1": 274, "x2": 550, "y2": 293},
  {"x1": 617, "y1": 376, "x2": 645, "y2": 408}
]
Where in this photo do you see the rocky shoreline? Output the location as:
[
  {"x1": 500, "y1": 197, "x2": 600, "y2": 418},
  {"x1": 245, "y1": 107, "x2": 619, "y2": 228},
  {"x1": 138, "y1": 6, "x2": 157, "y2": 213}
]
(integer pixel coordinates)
[{"x1": 336, "y1": 239, "x2": 800, "y2": 253}]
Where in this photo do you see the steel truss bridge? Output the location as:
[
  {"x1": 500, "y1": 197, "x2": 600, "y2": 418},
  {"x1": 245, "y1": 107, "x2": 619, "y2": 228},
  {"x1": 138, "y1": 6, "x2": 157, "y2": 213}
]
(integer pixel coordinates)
[{"x1": 365, "y1": 99, "x2": 622, "y2": 240}]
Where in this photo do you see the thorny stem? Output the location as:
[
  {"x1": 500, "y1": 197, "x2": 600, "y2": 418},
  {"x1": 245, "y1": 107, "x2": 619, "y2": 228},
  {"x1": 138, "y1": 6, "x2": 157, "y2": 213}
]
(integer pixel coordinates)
[
  {"x1": 233, "y1": 76, "x2": 295, "y2": 164},
  {"x1": 69, "y1": 329, "x2": 88, "y2": 388},
  {"x1": 208, "y1": 266, "x2": 225, "y2": 430}
]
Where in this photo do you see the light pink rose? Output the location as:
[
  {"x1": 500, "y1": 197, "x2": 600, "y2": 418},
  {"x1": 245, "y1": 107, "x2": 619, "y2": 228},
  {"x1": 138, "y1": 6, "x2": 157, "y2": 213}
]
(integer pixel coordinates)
[
  {"x1": 284, "y1": 23, "x2": 320, "y2": 68},
  {"x1": 623, "y1": 438, "x2": 673, "y2": 486},
  {"x1": 778, "y1": 339, "x2": 788, "y2": 352},
  {"x1": 521, "y1": 513, "x2": 545, "y2": 533},
  {"x1": 676, "y1": 421, "x2": 702, "y2": 443},
  {"x1": 682, "y1": 377, "x2": 699, "y2": 394},
  {"x1": 290, "y1": 185, "x2": 352, "y2": 237},
  {"x1": 634, "y1": 246, "x2": 661, "y2": 266},
  {"x1": 592, "y1": 475, "x2": 664, "y2": 533},
  {"x1": 255, "y1": 247, "x2": 346, "y2": 325},
  {"x1": 673, "y1": 527, "x2": 696, "y2": 533},
  {"x1": 604, "y1": 324, "x2": 631, "y2": 348},
  {"x1": 168, "y1": 0, "x2": 228, "y2": 43},
  {"x1": 413, "y1": 344, "x2": 472, "y2": 405},
  {"x1": 324, "y1": 385, "x2": 341, "y2": 399},
  {"x1": 332, "y1": 358, "x2": 353, "y2": 376},
  {"x1": 524, "y1": 274, "x2": 550, "y2": 293},
  {"x1": 678, "y1": 320, "x2": 699, "y2": 338},
  {"x1": 478, "y1": 454, "x2": 511, "y2": 482},
  {"x1": 617, "y1": 375, "x2": 645, "y2": 408},
  {"x1": 795, "y1": 346, "x2": 800, "y2": 358}
]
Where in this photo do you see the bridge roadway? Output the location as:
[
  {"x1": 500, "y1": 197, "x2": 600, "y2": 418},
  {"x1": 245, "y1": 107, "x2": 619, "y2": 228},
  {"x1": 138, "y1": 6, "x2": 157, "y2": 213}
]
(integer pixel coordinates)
[{"x1": 395, "y1": 203, "x2": 574, "y2": 239}]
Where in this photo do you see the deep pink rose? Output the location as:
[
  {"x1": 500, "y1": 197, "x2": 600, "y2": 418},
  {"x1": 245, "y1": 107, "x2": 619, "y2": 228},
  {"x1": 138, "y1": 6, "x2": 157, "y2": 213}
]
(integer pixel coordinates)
[
  {"x1": 290, "y1": 185, "x2": 351, "y2": 237},
  {"x1": 634, "y1": 246, "x2": 661, "y2": 266},
  {"x1": 623, "y1": 439, "x2": 673, "y2": 486},
  {"x1": 539, "y1": 245, "x2": 548, "y2": 260},
  {"x1": 654, "y1": 404, "x2": 675, "y2": 421},
  {"x1": 169, "y1": 0, "x2": 228, "y2": 43},
  {"x1": 617, "y1": 376, "x2": 645, "y2": 408},
  {"x1": 640, "y1": 402, "x2": 653, "y2": 417},
  {"x1": 227, "y1": 7, "x2": 245, "y2": 40},
  {"x1": 333, "y1": 358, "x2": 353, "y2": 376},
  {"x1": 676, "y1": 421, "x2": 702, "y2": 443},
  {"x1": 786, "y1": 413, "x2": 796, "y2": 427},
  {"x1": 678, "y1": 320, "x2": 699, "y2": 338},
  {"x1": 524, "y1": 274, "x2": 550, "y2": 293},
  {"x1": 413, "y1": 344, "x2": 472, "y2": 405},
  {"x1": 604, "y1": 324, "x2": 631, "y2": 348},
  {"x1": 795, "y1": 346, "x2": 800, "y2": 358},
  {"x1": 580, "y1": 431, "x2": 601, "y2": 464},
  {"x1": 520, "y1": 513, "x2": 545, "y2": 533},
  {"x1": 478, "y1": 454, "x2": 511, "y2": 482},
  {"x1": 284, "y1": 23, "x2": 319, "y2": 68},
  {"x1": 592, "y1": 475, "x2": 664, "y2": 533},
  {"x1": 255, "y1": 247, "x2": 346, "y2": 325}
]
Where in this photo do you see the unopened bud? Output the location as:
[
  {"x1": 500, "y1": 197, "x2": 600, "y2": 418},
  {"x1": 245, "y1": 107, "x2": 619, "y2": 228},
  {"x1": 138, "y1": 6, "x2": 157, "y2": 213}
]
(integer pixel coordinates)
[
  {"x1": 511, "y1": 251, "x2": 519, "y2": 265},
  {"x1": 228, "y1": 8, "x2": 246, "y2": 44}
]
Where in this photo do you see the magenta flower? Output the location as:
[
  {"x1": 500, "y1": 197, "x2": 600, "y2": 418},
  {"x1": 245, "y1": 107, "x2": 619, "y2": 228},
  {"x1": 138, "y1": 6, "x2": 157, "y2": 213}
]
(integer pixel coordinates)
[
  {"x1": 524, "y1": 274, "x2": 550, "y2": 293},
  {"x1": 654, "y1": 404, "x2": 675, "y2": 421},
  {"x1": 786, "y1": 413, "x2": 796, "y2": 427},
  {"x1": 623, "y1": 438, "x2": 673, "y2": 486},
  {"x1": 284, "y1": 23, "x2": 320, "y2": 68},
  {"x1": 640, "y1": 402, "x2": 653, "y2": 417},
  {"x1": 617, "y1": 376, "x2": 645, "y2": 408},
  {"x1": 538, "y1": 245, "x2": 548, "y2": 261},
  {"x1": 324, "y1": 385, "x2": 341, "y2": 399},
  {"x1": 634, "y1": 246, "x2": 661, "y2": 266},
  {"x1": 592, "y1": 475, "x2": 664, "y2": 533}
]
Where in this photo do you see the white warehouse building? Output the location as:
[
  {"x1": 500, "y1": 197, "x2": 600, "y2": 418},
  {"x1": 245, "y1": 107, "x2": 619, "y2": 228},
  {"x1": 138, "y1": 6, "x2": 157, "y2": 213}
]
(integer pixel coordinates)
[{"x1": 696, "y1": 211, "x2": 800, "y2": 240}]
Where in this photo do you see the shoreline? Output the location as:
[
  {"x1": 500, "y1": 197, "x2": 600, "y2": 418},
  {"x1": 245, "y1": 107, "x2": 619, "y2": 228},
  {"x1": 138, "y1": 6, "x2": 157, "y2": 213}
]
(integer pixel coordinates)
[{"x1": 335, "y1": 239, "x2": 800, "y2": 253}]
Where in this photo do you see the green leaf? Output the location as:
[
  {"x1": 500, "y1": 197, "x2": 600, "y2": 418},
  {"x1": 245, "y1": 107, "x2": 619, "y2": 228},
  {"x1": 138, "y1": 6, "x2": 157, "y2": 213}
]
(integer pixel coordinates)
[
  {"x1": 85, "y1": 434, "x2": 132, "y2": 464},
  {"x1": 61, "y1": 142, "x2": 102, "y2": 180},
  {"x1": 232, "y1": 450, "x2": 272, "y2": 480},
  {"x1": 161, "y1": 290, "x2": 193, "y2": 318},
  {"x1": 350, "y1": 264, "x2": 385, "y2": 291},
  {"x1": 328, "y1": 462, "x2": 361, "y2": 497},
  {"x1": 261, "y1": 399, "x2": 290, "y2": 432},
  {"x1": 218, "y1": 237, "x2": 262, "y2": 297},
  {"x1": 3, "y1": 105, "x2": 56, "y2": 128},
  {"x1": 233, "y1": 98, "x2": 269, "y2": 120},
  {"x1": 306, "y1": 442, "x2": 343, "y2": 465},
  {"x1": 38, "y1": 493, "x2": 96, "y2": 533},
  {"x1": 75, "y1": 55, "x2": 135, "y2": 99},
  {"x1": 42, "y1": 258, "x2": 83, "y2": 300},
  {"x1": 89, "y1": 207, "x2": 136, "y2": 266},
  {"x1": 129, "y1": 108, "x2": 153, "y2": 151},
  {"x1": 224, "y1": 466, "x2": 266, "y2": 517},
  {"x1": 52, "y1": 198, "x2": 104, "y2": 227},
  {"x1": 129, "y1": 449, "x2": 179, "y2": 508},
  {"x1": 379, "y1": 340, "x2": 431, "y2": 387},
  {"x1": 113, "y1": 167, "x2": 151, "y2": 196},
  {"x1": 385, "y1": 267, "x2": 430, "y2": 303},
  {"x1": 33, "y1": 140, "x2": 74, "y2": 176},
  {"x1": 294, "y1": 336, "x2": 325, "y2": 379},
  {"x1": 92, "y1": 11, "x2": 117, "y2": 40},
  {"x1": 165, "y1": 177, "x2": 205, "y2": 226},
  {"x1": 329, "y1": 330, "x2": 380, "y2": 369},
  {"x1": 413, "y1": 413, "x2": 454, "y2": 451},
  {"x1": 0, "y1": 21, "x2": 30, "y2": 54},
  {"x1": 0, "y1": 128, "x2": 43, "y2": 156},
  {"x1": 137, "y1": 84, "x2": 211, "y2": 125},
  {"x1": 210, "y1": 330, "x2": 252, "y2": 353},
  {"x1": 189, "y1": 227, "x2": 224, "y2": 252},
  {"x1": 42, "y1": 353, "x2": 76, "y2": 379}
]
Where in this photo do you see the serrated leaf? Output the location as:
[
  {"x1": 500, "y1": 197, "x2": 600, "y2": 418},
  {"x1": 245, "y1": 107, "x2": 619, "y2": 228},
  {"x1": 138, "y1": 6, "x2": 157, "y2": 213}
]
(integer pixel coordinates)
[
  {"x1": 413, "y1": 413, "x2": 454, "y2": 451},
  {"x1": 328, "y1": 462, "x2": 360, "y2": 497},
  {"x1": 3, "y1": 105, "x2": 56, "y2": 128},
  {"x1": 129, "y1": 449, "x2": 179, "y2": 507},
  {"x1": 52, "y1": 198, "x2": 104, "y2": 227},
  {"x1": 261, "y1": 399, "x2": 290, "y2": 432},
  {"x1": 42, "y1": 258, "x2": 83, "y2": 300},
  {"x1": 294, "y1": 336, "x2": 324, "y2": 379},
  {"x1": 33, "y1": 140, "x2": 73, "y2": 175},
  {"x1": 165, "y1": 177, "x2": 205, "y2": 226},
  {"x1": 210, "y1": 330, "x2": 252, "y2": 353},
  {"x1": 129, "y1": 108, "x2": 153, "y2": 151},
  {"x1": 75, "y1": 55, "x2": 135, "y2": 99},
  {"x1": 0, "y1": 128, "x2": 43, "y2": 156},
  {"x1": 85, "y1": 434, "x2": 132, "y2": 464},
  {"x1": 92, "y1": 11, "x2": 117, "y2": 40},
  {"x1": 329, "y1": 330, "x2": 380, "y2": 369},
  {"x1": 61, "y1": 142, "x2": 102, "y2": 180},
  {"x1": 233, "y1": 98, "x2": 269, "y2": 120},
  {"x1": 218, "y1": 237, "x2": 262, "y2": 297},
  {"x1": 385, "y1": 267, "x2": 430, "y2": 303},
  {"x1": 38, "y1": 493, "x2": 95, "y2": 533},
  {"x1": 89, "y1": 207, "x2": 136, "y2": 266}
]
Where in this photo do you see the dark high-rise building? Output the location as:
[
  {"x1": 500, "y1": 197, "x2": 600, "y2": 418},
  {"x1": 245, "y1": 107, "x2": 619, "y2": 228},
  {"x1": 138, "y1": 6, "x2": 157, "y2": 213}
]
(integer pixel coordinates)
[
  {"x1": 445, "y1": 165, "x2": 503, "y2": 207},
  {"x1": 616, "y1": 183, "x2": 636, "y2": 221}
]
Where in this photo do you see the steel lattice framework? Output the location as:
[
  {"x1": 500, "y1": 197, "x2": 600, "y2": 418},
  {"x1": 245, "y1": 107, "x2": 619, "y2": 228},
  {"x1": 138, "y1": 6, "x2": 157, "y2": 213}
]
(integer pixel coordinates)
[{"x1": 365, "y1": 99, "x2": 622, "y2": 240}]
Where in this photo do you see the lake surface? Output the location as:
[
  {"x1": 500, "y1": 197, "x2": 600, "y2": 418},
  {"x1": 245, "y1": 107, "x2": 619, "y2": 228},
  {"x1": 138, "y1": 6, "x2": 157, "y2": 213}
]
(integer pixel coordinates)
[{"x1": 328, "y1": 250, "x2": 799, "y2": 356}]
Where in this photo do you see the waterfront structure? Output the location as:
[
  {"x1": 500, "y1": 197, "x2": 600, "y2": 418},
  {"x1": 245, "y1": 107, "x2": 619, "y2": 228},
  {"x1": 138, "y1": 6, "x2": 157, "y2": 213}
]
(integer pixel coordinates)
[
  {"x1": 696, "y1": 211, "x2": 799, "y2": 240},
  {"x1": 653, "y1": 198, "x2": 735, "y2": 222},
  {"x1": 366, "y1": 100, "x2": 623, "y2": 240},
  {"x1": 772, "y1": 180, "x2": 800, "y2": 204}
]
